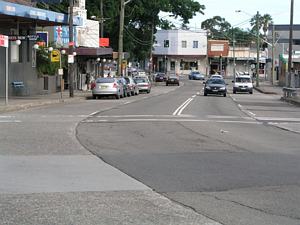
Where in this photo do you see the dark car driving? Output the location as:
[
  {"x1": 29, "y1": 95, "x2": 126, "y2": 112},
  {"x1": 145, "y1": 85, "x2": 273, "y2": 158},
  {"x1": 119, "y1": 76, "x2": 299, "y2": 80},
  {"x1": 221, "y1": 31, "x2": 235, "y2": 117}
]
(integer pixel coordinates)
[
  {"x1": 204, "y1": 78, "x2": 227, "y2": 97},
  {"x1": 155, "y1": 73, "x2": 167, "y2": 82},
  {"x1": 166, "y1": 75, "x2": 180, "y2": 86}
]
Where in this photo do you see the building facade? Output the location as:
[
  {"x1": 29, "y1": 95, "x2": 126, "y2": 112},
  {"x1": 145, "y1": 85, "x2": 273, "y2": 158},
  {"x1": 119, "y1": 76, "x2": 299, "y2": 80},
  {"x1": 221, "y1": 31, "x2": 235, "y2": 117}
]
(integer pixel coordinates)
[
  {"x1": 152, "y1": 29, "x2": 207, "y2": 75},
  {"x1": 0, "y1": 0, "x2": 81, "y2": 97},
  {"x1": 267, "y1": 24, "x2": 300, "y2": 86}
]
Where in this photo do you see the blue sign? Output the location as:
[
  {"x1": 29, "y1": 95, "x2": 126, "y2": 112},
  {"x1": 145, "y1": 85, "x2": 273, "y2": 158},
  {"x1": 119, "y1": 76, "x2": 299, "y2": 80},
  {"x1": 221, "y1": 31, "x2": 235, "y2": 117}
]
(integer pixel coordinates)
[
  {"x1": 36, "y1": 32, "x2": 48, "y2": 46},
  {"x1": 54, "y1": 26, "x2": 77, "y2": 47}
]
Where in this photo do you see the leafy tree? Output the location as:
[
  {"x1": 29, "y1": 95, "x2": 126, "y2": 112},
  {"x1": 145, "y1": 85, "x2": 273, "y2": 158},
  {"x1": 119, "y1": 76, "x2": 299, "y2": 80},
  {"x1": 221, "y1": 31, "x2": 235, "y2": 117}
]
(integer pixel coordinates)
[{"x1": 250, "y1": 13, "x2": 273, "y2": 37}]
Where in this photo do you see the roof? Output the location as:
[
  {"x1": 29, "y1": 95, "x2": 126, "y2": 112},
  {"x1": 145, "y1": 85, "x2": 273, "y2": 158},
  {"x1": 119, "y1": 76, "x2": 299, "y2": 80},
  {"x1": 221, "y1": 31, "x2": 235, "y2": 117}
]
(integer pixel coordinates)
[{"x1": 0, "y1": 0, "x2": 82, "y2": 27}]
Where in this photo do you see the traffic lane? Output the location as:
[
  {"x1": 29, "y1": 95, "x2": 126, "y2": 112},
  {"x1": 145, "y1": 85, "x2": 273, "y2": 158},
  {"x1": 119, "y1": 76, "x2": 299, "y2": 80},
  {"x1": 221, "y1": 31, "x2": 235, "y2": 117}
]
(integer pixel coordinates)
[
  {"x1": 94, "y1": 82, "x2": 200, "y2": 117},
  {"x1": 77, "y1": 119, "x2": 300, "y2": 192}
]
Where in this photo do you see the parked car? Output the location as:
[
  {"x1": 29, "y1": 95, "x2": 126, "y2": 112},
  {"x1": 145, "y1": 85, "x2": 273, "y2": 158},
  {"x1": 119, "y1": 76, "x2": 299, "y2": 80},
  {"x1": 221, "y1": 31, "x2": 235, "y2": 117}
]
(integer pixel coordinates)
[
  {"x1": 189, "y1": 71, "x2": 205, "y2": 80},
  {"x1": 232, "y1": 75, "x2": 253, "y2": 94},
  {"x1": 118, "y1": 77, "x2": 131, "y2": 97},
  {"x1": 155, "y1": 73, "x2": 167, "y2": 82},
  {"x1": 166, "y1": 75, "x2": 180, "y2": 86},
  {"x1": 92, "y1": 77, "x2": 124, "y2": 99},
  {"x1": 124, "y1": 76, "x2": 139, "y2": 96},
  {"x1": 204, "y1": 78, "x2": 227, "y2": 97},
  {"x1": 134, "y1": 76, "x2": 151, "y2": 93}
]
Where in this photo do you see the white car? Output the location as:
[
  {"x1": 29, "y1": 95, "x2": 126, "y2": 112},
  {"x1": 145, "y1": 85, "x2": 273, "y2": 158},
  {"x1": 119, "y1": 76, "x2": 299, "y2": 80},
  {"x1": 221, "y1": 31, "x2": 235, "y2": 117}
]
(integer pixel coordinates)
[
  {"x1": 210, "y1": 74, "x2": 223, "y2": 79},
  {"x1": 232, "y1": 75, "x2": 253, "y2": 94}
]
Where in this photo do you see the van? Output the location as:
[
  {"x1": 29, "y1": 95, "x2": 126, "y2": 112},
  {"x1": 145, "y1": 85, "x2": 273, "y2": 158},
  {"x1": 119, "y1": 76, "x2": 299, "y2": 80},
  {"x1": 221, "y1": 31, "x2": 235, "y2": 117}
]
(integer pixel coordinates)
[{"x1": 232, "y1": 75, "x2": 253, "y2": 94}]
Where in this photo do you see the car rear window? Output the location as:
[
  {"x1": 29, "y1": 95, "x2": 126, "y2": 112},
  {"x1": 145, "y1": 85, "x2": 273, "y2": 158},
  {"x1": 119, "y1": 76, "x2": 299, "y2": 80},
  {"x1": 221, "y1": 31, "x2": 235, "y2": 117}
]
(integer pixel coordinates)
[
  {"x1": 207, "y1": 79, "x2": 225, "y2": 84},
  {"x1": 236, "y1": 77, "x2": 251, "y2": 83},
  {"x1": 134, "y1": 78, "x2": 147, "y2": 83},
  {"x1": 96, "y1": 78, "x2": 115, "y2": 83}
]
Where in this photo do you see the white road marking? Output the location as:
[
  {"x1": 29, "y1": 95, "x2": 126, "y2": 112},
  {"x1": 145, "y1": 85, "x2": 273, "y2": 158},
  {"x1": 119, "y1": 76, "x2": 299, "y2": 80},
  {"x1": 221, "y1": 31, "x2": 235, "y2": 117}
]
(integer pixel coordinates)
[
  {"x1": 82, "y1": 118, "x2": 262, "y2": 124},
  {"x1": 247, "y1": 111, "x2": 256, "y2": 117},
  {"x1": 124, "y1": 101, "x2": 131, "y2": 105},
  {"x1": 89, "y1": 111, "x2": 99, "y2": 116},
  {"x1": 0, "y1": 120, "x2": 21, "y2": 123},
  {"x1": 173, "y1": 96, "x2": 195, "y2": 116},
  {"x1": 207, "y1": 115, "x2": 253, "y2": 120},
  {"x1": 255, "y1": 117, "x2": 300, "y2": 122}
]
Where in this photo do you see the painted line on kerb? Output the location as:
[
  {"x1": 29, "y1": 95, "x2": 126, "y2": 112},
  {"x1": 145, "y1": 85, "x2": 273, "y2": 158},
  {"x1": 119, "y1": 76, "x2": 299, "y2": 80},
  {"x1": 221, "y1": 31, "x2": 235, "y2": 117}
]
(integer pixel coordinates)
[{"x1": 0, "y1": 120, "x2": 21, "y2": 123}]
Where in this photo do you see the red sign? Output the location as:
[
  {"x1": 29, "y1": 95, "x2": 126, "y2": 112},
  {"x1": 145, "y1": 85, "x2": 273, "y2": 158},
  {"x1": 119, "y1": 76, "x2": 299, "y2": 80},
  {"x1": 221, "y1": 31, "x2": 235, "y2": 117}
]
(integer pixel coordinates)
[
  {"x1": 69, "y1": 41, "x2": 75, "y2": 46},
  {"x1": 0, "y1": 34, "x2": 8, "y2": 48},
  {"x1": 99, "y1": 38, "x2": 109, "y2": 47}
]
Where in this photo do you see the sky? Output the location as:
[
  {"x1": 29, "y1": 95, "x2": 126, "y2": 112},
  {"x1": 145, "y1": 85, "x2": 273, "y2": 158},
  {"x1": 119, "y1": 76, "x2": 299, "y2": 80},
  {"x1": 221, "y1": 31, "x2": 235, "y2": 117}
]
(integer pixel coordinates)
[{"x1": 165, "y1": 0, "x2": 299, "y2": 30}]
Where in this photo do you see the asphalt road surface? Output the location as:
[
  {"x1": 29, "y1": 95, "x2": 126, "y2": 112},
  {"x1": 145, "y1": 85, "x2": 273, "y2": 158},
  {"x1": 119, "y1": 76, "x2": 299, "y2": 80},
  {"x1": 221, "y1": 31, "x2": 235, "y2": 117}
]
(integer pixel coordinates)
[{"x1": 78, "y1": 77, "x2": 300, "y2": 225}]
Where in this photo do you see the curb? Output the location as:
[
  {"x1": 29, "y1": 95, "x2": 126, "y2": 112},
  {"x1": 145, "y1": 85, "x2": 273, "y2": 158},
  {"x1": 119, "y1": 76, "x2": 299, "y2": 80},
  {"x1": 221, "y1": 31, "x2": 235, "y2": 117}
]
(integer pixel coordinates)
[{"x1": 253, "y1": 86, "x2": 278, "y2": 95}]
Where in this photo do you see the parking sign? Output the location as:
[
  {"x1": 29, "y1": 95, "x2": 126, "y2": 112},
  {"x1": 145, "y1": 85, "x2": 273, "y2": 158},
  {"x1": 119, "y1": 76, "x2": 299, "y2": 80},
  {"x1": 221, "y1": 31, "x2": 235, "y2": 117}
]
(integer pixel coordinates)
[{"x1": 0, "y1": 34, "x2": 8, "y2": 48}]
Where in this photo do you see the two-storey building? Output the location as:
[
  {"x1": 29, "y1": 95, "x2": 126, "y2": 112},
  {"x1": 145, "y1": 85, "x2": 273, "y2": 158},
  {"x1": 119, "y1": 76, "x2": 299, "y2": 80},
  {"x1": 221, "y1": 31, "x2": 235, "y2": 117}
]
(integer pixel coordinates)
[{"x1": 152, "y1": 29, "x2": 207, "y2": 75}]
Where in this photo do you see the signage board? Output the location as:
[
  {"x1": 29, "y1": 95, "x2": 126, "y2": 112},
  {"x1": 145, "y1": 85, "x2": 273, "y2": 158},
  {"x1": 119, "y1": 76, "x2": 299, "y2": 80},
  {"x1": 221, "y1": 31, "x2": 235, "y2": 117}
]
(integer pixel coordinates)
[
  {"x1": 0, "y1": 34, "x2": 9, "y2": 48},
  {"x1": 51, "y1": 49, "x2": 60, "y2": 62},
  {"x1": 68, "y1": 54, "x2": 74, "y2": 63},
  {"x1": 99, "y1": 38, "x2": 109, "y2": 47}
]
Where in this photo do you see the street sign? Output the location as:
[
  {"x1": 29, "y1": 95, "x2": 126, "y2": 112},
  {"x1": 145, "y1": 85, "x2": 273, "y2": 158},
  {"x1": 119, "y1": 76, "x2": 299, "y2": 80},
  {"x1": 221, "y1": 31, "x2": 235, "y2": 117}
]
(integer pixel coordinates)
[
  {"x1": 68, "y1": 54, "x2": 74, "y2": 63},
  {"x1": 58, "y1": 68, "x2": 63, "y2": 75},
  {"x1": 0, "y1": 34, "x2": 8, "y2": 48},
  {"x1": 51, "y1": 49, "x2": 60, "y2": 62}
]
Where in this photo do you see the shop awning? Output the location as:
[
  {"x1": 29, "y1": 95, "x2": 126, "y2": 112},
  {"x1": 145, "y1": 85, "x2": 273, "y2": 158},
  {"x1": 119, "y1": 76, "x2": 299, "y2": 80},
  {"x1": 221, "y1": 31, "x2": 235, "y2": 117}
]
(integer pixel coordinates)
[{"x1": 0, "y1": 0, "x2": 82, "y2": 27}]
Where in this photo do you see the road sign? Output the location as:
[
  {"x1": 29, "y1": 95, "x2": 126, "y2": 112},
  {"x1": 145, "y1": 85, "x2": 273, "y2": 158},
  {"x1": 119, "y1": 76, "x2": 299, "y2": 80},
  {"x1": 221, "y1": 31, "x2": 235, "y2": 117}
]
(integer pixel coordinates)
[
  {"x1": 51, "y1": 49, "x2": 60, "y2": 62},
  {"x1": 0, "y1": 34, "x2": 8, "y2": 48}
]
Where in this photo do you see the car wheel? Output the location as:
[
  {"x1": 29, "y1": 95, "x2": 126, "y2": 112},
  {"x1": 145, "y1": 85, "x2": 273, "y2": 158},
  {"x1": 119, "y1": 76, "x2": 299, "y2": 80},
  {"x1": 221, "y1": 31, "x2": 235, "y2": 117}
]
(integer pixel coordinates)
[
  {"x1": 223, "y1": 93, "x2": 227, "y2": 97},
  {"x1": 115, "y1": 93, "x2": 120, "y2": 99},
  {"x1": 233, "y1": 90, "x2": 236, "y2": 94},
  {"x1": 166, "y1": 83, "x2": 169, "y2": 86},
  {"x1": 92, "y1": 95, "x2": 97, "y2": 99},
  {"x1": 204, "y1": 92, "x2": 207, "y2": 96},
  {"x1": 147, "y1": 90, "x2": 151, "y2": 94},
  {"x1": 249, "y1": 91, "x2": 253, "y2": 94}
]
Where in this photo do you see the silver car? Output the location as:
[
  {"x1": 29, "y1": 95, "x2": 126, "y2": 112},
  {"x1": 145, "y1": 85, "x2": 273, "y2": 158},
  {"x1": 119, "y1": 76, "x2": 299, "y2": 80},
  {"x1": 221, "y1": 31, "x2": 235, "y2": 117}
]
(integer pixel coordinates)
[
  {"x1": 134, "y1": 76, "x2": 151, "y2": 93},
  {"x1": 124, "y1": 77, "x2": 139, "y2": 96},
  {"x1": 92, "y1": 77, "x2": 124, "y2": 99}
]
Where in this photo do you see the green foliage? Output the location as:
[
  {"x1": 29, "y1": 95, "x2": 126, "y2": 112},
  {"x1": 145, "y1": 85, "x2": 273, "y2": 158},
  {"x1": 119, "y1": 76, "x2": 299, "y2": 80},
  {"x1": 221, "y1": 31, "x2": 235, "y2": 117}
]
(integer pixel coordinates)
[
  {"x1": 36, "y1": 46, "x2": 66, "y2": 76},
  {"x1": 250, "y1": 13, "x2": 273, "y2": 37}
]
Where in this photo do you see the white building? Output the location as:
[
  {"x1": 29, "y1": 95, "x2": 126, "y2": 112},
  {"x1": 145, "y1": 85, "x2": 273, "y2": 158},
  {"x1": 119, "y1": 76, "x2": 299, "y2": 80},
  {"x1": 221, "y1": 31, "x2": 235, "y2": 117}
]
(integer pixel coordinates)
[{"x1": 153, "y1": 29, "x2": 208, "y2": 75}]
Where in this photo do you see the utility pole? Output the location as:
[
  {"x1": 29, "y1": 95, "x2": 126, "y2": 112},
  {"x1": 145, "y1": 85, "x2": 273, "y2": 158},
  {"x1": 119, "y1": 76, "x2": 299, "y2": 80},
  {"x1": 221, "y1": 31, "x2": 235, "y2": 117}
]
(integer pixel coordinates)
[
  {"x1": 100, "y1": 0, "x2": 104, "y2": 38},
  {"x1": 256, "y1": 11, "x2": 260, "y2": 87},
  {"x1": 68, "y1": 0, "x2": 74, "y2": 97},
  {"x1": 118, "y1": 0, "x2": 132, "y2": 77},
  {"x1": 288, "y1": 0, "x2": 294, "y2": 87},
  {"x1": 232, "y1": 27, "x2": 236, "y2": 81},
  {"x1": 149, "y1": 19, "x2": 154, "y2": 75},
  {"x1": 118, "y1": 0, "x2": 125, "y2": 76},
  {"x1": 271, "y1": 24, "x2": 275, "y2": 85}
]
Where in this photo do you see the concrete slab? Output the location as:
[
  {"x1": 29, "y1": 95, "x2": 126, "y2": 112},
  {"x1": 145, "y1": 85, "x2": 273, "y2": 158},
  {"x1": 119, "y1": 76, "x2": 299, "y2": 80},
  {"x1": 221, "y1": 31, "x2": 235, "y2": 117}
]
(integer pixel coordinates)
[{"x1": 0, "y1": 155, "x2": 149, "y2": 194}]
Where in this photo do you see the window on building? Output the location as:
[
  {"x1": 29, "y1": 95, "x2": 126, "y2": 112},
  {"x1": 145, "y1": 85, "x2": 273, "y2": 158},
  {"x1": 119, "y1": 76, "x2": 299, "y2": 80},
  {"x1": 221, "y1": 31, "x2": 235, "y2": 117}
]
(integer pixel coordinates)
[
  {"x1": 10, "y1": 41, "x2": 20, "y2": 63},
  {"x1": 193, "y1": 41, "x2": 199, "y2": 48},
  {"x1": 164, "y1": 40, "x2": 169, "y2": 48},
  {"x1": 182, "y1": 40, "x2": 187, "y2": 48}
]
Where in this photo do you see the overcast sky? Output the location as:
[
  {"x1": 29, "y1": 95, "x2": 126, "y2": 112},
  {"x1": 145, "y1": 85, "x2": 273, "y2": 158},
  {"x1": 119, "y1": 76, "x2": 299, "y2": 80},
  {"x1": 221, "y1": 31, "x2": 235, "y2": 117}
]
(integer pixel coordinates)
[{"x1": 182, "y1": 0, "x2": 299, "y2": 30}]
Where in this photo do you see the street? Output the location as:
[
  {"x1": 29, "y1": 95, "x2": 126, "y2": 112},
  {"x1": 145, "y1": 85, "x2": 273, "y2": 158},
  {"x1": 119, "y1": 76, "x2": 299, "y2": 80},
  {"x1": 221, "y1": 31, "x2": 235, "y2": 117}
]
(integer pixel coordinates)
[{"x1": 1, "y1": 76, "x2": 300, "y2": 225}]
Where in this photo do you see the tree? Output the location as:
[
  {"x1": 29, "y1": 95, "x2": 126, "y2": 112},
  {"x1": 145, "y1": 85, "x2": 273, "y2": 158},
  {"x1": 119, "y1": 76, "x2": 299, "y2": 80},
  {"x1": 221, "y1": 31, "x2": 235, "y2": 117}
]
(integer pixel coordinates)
[{"x1": 250, "y1": 13, "x2": 273, "y2": 38}]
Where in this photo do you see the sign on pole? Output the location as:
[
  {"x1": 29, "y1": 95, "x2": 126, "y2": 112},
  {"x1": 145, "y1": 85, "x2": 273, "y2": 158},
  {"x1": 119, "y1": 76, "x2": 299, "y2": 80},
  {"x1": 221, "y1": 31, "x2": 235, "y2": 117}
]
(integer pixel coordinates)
[
  {"x1": 0, "y1": 34, "x2": 8, "y2": 47},
  {"x1": 0, "y1": 34, "x2": 9, "y2": 105},
  {"x1": 51, "y1": 49, "x2": 60, "y2": 62}
]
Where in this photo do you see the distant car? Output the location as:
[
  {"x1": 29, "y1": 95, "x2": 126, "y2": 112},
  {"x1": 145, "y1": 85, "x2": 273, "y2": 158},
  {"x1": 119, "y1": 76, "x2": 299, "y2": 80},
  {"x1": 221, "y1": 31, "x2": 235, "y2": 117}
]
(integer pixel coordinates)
[
  {"x1": 134, "y1": 76, "x2": 151, "y2": 93},
  {"x1": 155, "y1": 73, "x2": 167, "y2": 82},
  {"x1": 92, "y1": 77, "x2": 124, "y2": 99},
  {"x1": 210, "y1": 74, "x2": 223, "y2": 79},
  {"x1": 232, "y1": 75, "x2": 253, "y2": 94},
  {"x1": 118, "y1": 77, "x2": 131, "y2": 97},
  {"x1": 189, "y1": 71, "x2": 205, "y2": 80},
  {"x1": 204, "y1": 78, "x2": 227, "y2": 97},
  {"x1": 166, "y1": 75, "x2": 180, "y2": 86},
  {"x1": 124, "y1": 76, "x2": 139, "y2": 96}
]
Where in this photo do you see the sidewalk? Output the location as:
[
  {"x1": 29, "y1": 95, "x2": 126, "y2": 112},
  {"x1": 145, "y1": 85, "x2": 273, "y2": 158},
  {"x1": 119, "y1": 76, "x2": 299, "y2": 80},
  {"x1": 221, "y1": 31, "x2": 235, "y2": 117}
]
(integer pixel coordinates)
[
  {"x1": 254, "y1": 80, "x2": 300, "y2": 106},
  {"x1": 0, "y1": 90, "x2": 91, "y2": 114}
]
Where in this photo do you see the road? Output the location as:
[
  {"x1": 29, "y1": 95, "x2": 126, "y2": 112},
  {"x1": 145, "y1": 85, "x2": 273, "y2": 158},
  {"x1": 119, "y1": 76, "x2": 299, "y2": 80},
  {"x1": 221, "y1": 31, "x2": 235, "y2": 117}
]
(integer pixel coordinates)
[
  {"x1": 78, "y1": 77, "x2": 300, "y2": 225},
  {"x1": 1, "y1": 76, "x2": 300, "y2": 224}
]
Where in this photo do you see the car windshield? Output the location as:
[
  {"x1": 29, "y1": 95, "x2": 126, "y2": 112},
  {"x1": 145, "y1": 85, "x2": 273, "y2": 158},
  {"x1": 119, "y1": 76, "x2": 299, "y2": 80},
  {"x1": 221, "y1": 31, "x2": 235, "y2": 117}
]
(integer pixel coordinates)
[
  {"x1": 96, "y1": 78, "x2": 115, "y2": 83},
  {"x1": 135, "y1": 78, "x2": 147, "y2": 83},
  {"x1": 207, "y1": 79, "x2": 225, "y2": 84},
  {"x1": 236, "y1": 77, "x2": 251, "y2": 83},
  {"x1": 192, "y1": 72, "x2": 200, "y2": 75}
]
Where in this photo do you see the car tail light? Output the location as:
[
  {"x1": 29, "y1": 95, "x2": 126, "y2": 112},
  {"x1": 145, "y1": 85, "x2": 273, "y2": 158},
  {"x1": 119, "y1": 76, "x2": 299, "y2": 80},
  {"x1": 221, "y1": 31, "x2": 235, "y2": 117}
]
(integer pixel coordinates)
[
  {"x1": 91, "y1": 82, "x2": 96, "y2": 89},
  {"x1": 113, "y1": 83, "x2": 118, "y2": 88}
]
